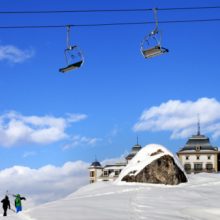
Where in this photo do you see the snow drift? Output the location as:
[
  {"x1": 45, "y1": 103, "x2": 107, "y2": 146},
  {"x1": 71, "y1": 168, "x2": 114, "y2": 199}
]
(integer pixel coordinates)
[{"x1": 5, "y1": 173, "x2": 220, "y2": 220}]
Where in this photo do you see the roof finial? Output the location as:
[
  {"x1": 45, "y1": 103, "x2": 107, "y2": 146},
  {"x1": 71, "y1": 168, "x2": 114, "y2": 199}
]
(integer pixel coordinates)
[
  {"x1": 137, "y1": 136, "x2": 139, "y2": 145},
  {"x1": 197, "y1": 114, "x2": 201, "y2": 135}
]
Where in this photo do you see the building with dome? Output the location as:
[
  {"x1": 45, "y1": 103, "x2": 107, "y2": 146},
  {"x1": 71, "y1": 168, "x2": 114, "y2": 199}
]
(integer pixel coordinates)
[
  {"x1": 88, "y1": 140, "x2": 142, "y2": 183},
  {"x1": 177, "y1": 122, "x2": 219, "y2": 174},
  {"x1": 89, "y1": 161, "x2": 103, "y2": 183},
  {"x1": 125, "y1": 142, "x2": 142, "y2": 162},
  {"x1": 89, "y1": 122, "x2": 220, "y2": 183}
]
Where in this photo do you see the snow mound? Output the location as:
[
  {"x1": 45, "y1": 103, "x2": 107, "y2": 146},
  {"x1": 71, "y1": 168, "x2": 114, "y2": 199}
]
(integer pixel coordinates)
[{"x1": 115, "y1": 143, "x2": 187, "y2": 184}]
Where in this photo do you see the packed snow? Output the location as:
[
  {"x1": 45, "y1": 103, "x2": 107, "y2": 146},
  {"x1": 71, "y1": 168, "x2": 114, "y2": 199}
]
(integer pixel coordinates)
[
  {"x1": 1, "y1": 173, "x2": 220, "y2": 220},
  {"x1": 116, "y1": 143, "x2": 186, "y2": 183}
]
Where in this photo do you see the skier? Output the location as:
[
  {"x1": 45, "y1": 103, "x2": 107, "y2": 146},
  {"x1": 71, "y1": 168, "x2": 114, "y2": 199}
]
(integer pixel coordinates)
[
  {"x1": 1, "y1": 195, "x2": 11, "y2": 216},
  {"x1": 13, "y1": 194, "x2": 26, "y2": 213}
]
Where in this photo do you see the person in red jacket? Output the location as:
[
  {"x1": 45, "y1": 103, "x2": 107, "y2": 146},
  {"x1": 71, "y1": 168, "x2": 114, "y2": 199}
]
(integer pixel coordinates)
[{"x1": 1, "y1": 195, "x2": 11, "y2": 216}]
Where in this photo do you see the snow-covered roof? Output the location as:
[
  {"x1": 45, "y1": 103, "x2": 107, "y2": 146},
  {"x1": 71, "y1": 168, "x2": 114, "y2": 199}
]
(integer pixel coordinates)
[
  {"x1": 103, "y1": 165, "x2": 126, "y2": 170},
  {"x1": 115, "y1": 143, "x2": 185, "y2": 183}
]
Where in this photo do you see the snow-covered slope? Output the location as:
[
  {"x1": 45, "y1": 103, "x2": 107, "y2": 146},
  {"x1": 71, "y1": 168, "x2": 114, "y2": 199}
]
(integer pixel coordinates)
[
  {"x1": 4, "y1": 173, "x2": 220, "y2": 220},
  {"x1": 116, "y1": 143, "x2": 186, "y2": 183}
]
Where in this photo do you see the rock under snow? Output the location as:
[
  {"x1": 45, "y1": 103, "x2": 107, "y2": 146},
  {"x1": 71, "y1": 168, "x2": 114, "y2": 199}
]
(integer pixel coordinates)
[{"x1": 116, "y1": 144, "x2": 187, "y2": 185}]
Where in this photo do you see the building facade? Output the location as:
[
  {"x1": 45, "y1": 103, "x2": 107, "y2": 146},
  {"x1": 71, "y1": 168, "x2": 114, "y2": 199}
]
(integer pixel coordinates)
[
  {"x1": 177, "y1": 128, "x2": 219, "y2": 174},
  {"x1": 88, "y1": 141, "x2": 142, "y2": 183},
  {"x1": 89, "y1": 161, "x2": 103, "y2": 183},
  {"x1": 90, "y1": 127, "x2": 220, "y2": 183}
]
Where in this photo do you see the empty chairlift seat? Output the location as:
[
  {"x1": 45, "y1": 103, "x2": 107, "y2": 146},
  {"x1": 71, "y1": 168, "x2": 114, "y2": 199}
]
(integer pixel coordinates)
[
  {"x1": 142, "y1": 46, "x2": 169, "y2": 59},
  {"x1": 59, "y1": 26, "x2": 84, "y2": 73},
  {"x1": 59, "y1": 60, "x2": 83, "y2": 73},
  {"x1": 141, "y1": 8, "x2": 168, "y2": 59}
]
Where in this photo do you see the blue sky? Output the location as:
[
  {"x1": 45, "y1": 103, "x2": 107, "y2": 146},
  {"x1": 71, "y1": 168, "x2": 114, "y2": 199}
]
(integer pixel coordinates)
[{"x1": 0, "y1": 0, "x2": 220, "y2": 169}]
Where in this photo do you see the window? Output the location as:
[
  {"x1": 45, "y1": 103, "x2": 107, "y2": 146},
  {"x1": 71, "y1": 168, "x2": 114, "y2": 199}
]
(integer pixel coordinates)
[
  {"x1": 206, "y1": 163, "x2": 213, "y2": 171},
  {"x1": 103, "y1": 171, "x2": 108, "y2": 176},
  {"x1": 109, "y1": 170, "x2": 113, "y2": 174},
  {"x1": 115, "y1": 170, "x2": 120, "y2": 176},
  {"x1": 90, "y1": 180, "x2": 94, "y2": 183},
  {"x1": 194, "y1": 163, "x2": 203, "y2": 171},
  {"x1": 184, "y1": 164, "x2": 191, "y2": 171},
  {"x1": 196, "y1": 146, "x2": 201, "y2": 151},
  {"x1": 208, "y1": 155, "x2": 211, "y2": 160},
  {"x1": 186, "y1": 156, "x2": 189, "y2": 160},
  {"x1": 196, "y1": 156, "x2": 200, "y2": 160},
  {"x1": 90, "y1": 171, "x2": 95, "y2": 177}
]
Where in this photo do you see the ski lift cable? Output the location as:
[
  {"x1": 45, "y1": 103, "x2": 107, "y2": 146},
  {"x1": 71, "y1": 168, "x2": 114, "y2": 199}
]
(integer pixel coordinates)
[
  {"x1": 0, "y1": 18, "x2": 220, "y2": 29},
  {"x1": 0, "y1": 9, "x2": 150, "y2": 14},
  {"x1": 0, "y1": 6, "x2": 220, "y2": 14},
  {"x1": 159, "y1": 6, "x2": 220, "y2": 11}
]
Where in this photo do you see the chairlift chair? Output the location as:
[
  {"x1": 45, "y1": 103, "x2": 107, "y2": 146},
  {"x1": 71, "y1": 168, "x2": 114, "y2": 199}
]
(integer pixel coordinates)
[
  {"x1": 141, "y1": 8, "x2": 168, "y2": 59},
  {"x1": 59, "y1": 26, "x2": 84, "y2": 73},
  {"x1": 141, "y1": 39, "x2": 169, "y2": 59},
  {"x1": 59, "y1": 60, "x2": 83, "y2": 73}
]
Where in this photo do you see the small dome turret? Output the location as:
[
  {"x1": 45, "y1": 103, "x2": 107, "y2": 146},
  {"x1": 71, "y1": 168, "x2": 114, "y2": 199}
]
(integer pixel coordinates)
[
  {"x1": 126, "y1": 137, "x2": 142, "y2": 161},
  {"x1": 90, "y1": 160, "x2": 102, "y2": 167}
]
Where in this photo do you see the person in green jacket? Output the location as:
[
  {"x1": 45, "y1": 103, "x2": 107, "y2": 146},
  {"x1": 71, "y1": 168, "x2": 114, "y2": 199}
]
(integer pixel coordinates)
[{"x1": 13, "y1": 194, "x2": 26, "y2": 213}]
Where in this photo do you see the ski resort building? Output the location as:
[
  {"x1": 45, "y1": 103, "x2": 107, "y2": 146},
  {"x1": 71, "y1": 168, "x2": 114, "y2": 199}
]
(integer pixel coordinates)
[
  {"x1": 89, "y1": 141, "x2": 142, "y2": 183},
  {"x1": 89, "y1": 122, "x2": 220, "y2": 183},
  {"x1": 177, "y1": 125, "x2": 220, "y2": 174}
]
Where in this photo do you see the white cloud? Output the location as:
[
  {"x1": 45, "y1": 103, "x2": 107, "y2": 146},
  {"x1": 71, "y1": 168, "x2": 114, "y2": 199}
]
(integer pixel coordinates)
[
  {"x1": 0, "y1": 161, "x2": 89, "y2": 208},
  {"x1": 63, "y1": 135, "x2": 102, "y2": 150},
  {"x1": 0, "y1": 45, "x2": 34, "y2": 63},
  {"x1": 0, "y1": 111, "x2": 87, "y2": 147},
  {"x1": 66, "y1": 113, "x2": 87, "y2": 123},
  {"x1": 23, "y1": 151, "x2": 37, "y2": 158},
  {"x1": 133, "y1": 97, "x2": 220, "y2": 139},
  {"x1": 106, "y1": 125, "x2": 120, "y2": 144}
]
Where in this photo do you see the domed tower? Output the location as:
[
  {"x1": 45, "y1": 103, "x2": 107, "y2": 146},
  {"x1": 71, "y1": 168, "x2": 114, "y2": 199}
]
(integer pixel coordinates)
[
  {"x1": 88, "y1": 160, "x2": 103, "y2": 183},
  {"x1": 177, "y1": 119, "x2": 219, "y2": 173},
  {"x1": 125, "y1": 137, "x2": 142, "y2": 162}
]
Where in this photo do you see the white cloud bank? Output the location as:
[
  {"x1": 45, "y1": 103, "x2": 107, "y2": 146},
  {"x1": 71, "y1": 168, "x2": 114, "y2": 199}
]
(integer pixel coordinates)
[
  {"x1": 0, "y1": 45, "x2": 34, "y2": 63},
  {"x1": 0, "y1": 156, "x2": 122, "y2": 208},
  {"x1": 0, "y1": 161, "x2": 89, "y2": 208},
  {"x1": 0, "y1": 111, "x2": 87, "y2": 147},
  {"x1": 133, "y1": 97, "x2": 220, "y2": 139}
]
